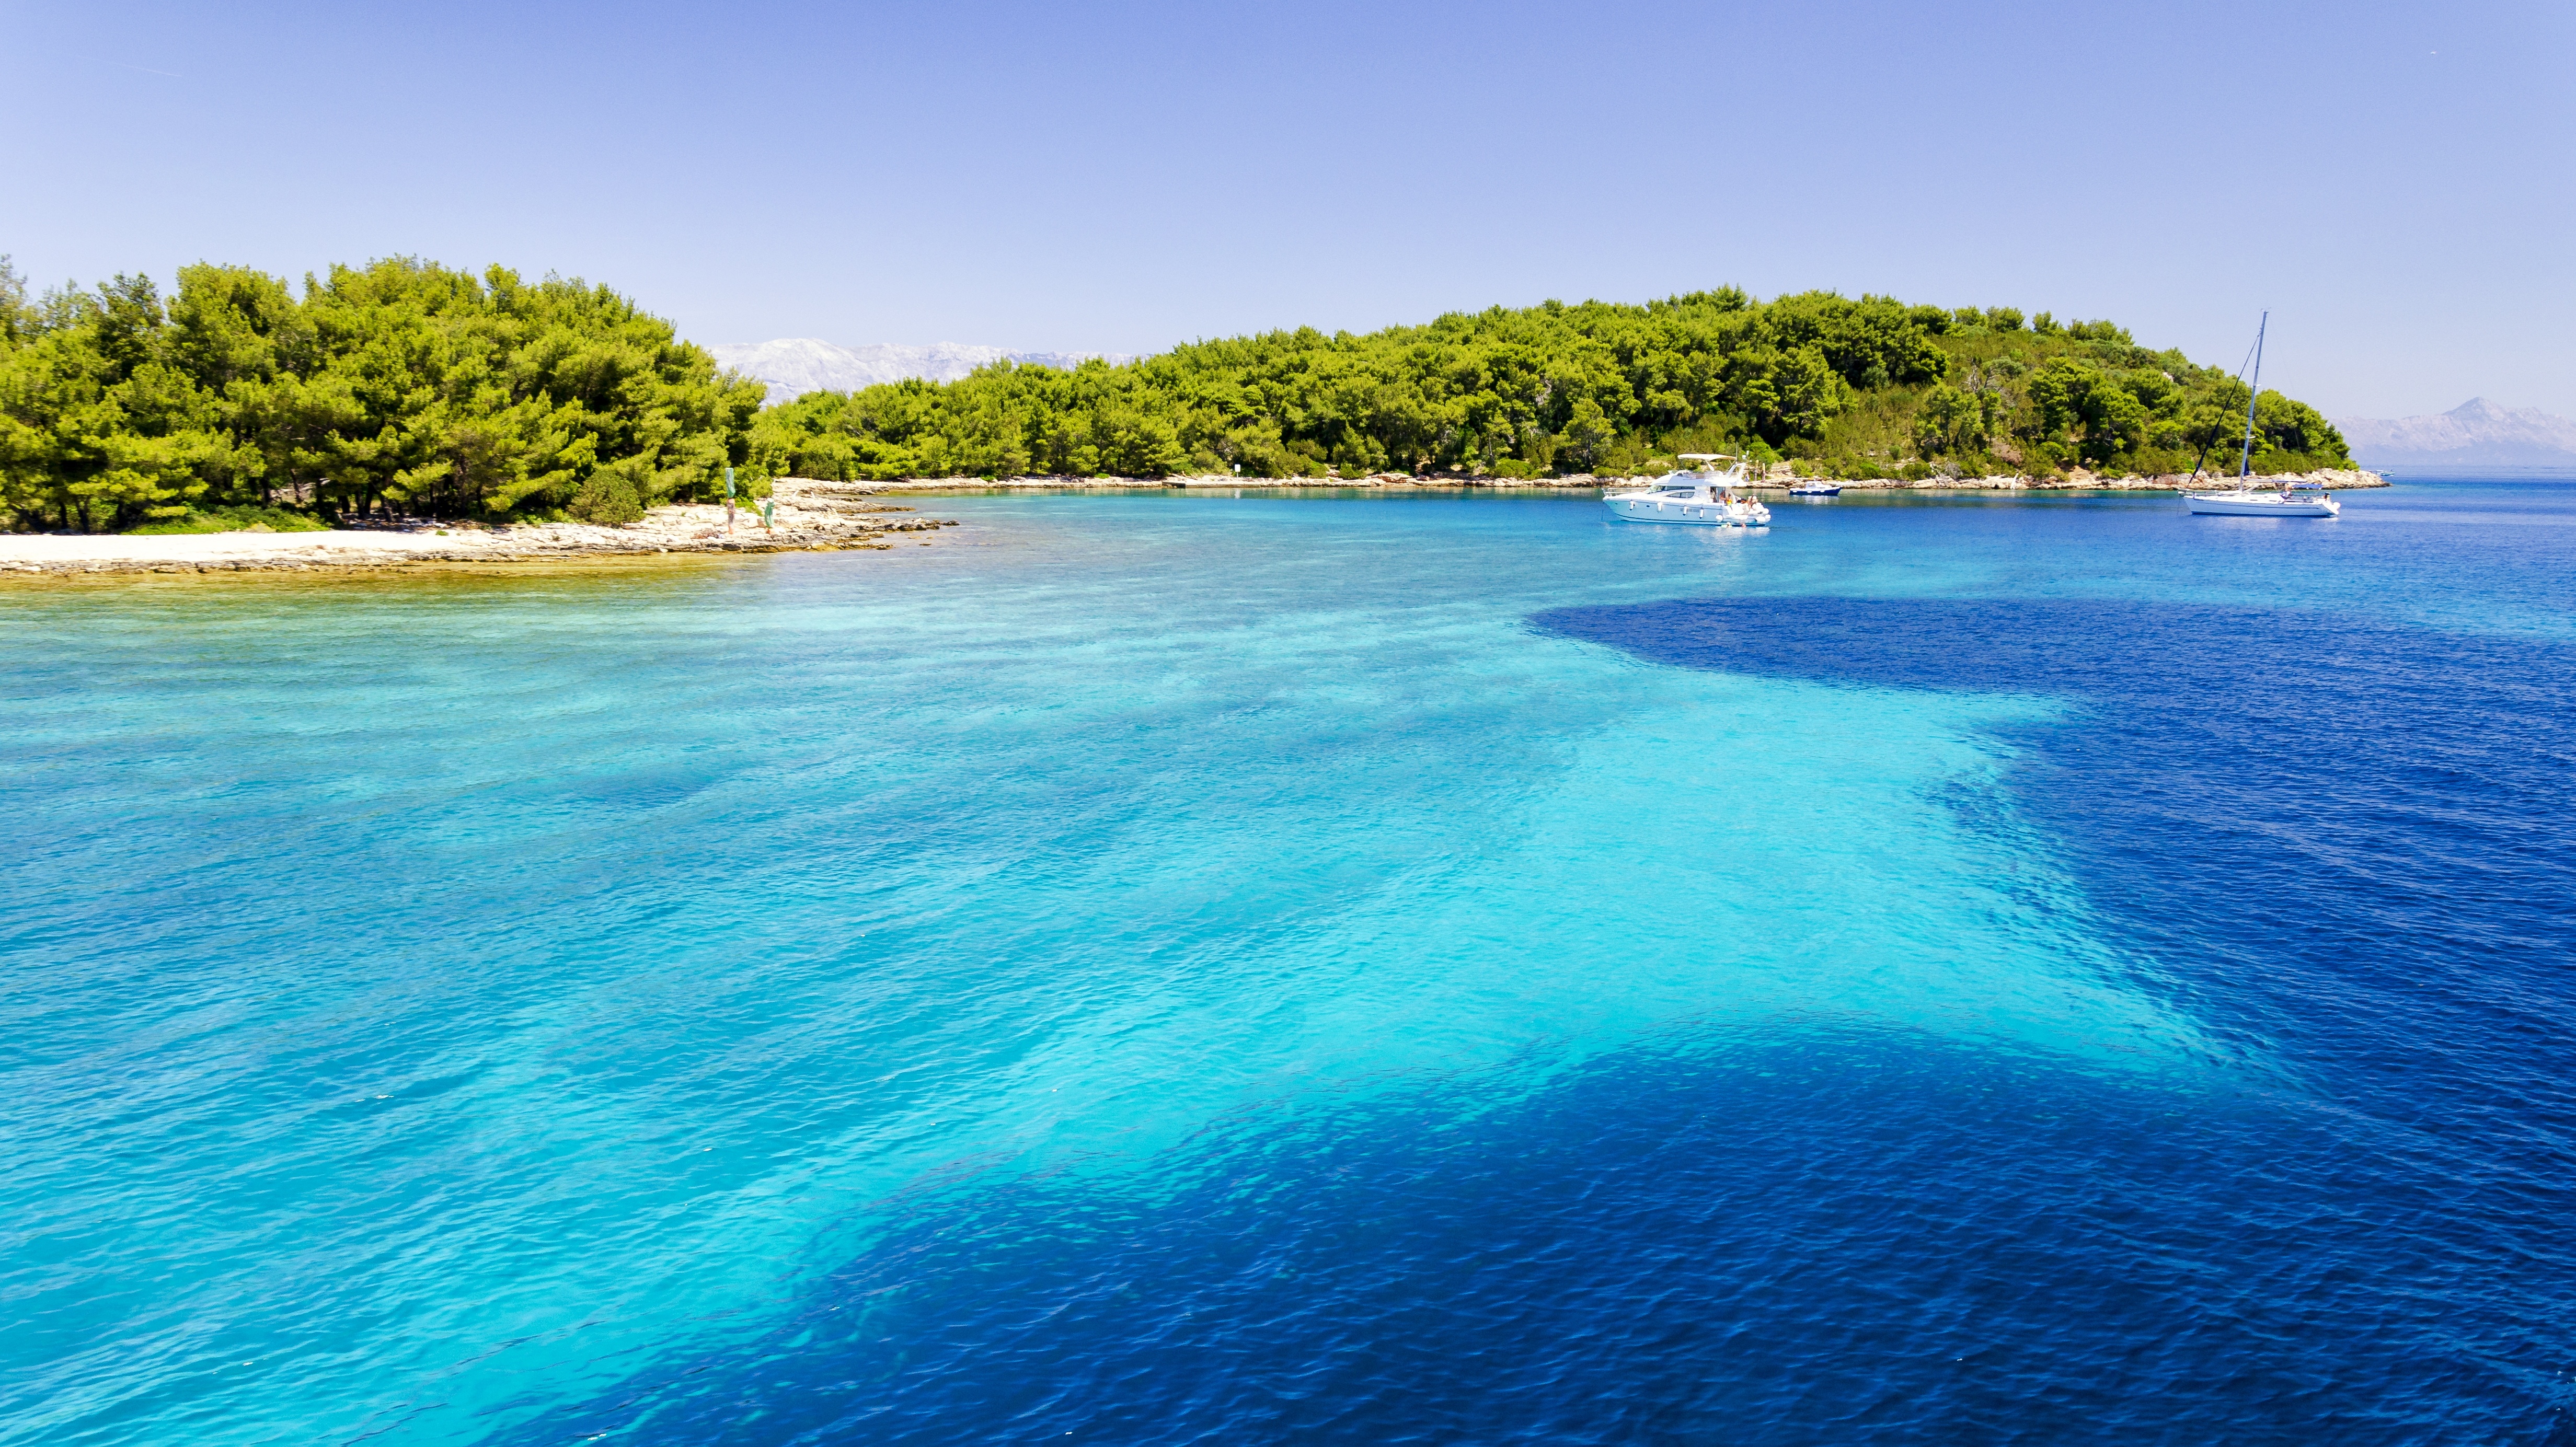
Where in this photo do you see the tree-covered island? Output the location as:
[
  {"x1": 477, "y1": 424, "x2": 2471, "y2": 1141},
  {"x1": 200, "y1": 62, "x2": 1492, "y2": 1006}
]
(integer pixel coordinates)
[
  {"x1": 2, "y1": 256, "x2": 2353, "y2": 533},
  {"x1": 754, "y1": 291, "x2": 2352, "y2": 484}
]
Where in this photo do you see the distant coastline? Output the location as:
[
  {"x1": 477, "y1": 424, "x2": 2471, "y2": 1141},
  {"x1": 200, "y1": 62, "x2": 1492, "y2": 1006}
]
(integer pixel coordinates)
[
  {"x1": 707, "y1": 339, "x2": 1136, "y2": 400},
  {"x1": 2334, "y1": 398, "x2": 2576, "y2": 470}
]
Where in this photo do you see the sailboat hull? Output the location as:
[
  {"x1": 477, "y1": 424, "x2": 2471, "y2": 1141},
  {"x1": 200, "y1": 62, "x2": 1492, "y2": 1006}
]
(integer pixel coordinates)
[
  {"x1": 1604, "y1": 495, "x2": 1769, "y2": 525},
  {"x1": 2184, "y1": 492, "x2": 2339, "y2": 517}
]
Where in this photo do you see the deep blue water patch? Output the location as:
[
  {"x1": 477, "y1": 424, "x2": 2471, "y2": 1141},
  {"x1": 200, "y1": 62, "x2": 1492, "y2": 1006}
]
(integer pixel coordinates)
[
  {"x1": 1534, "y1": 598, "x2": 2576, "y2": 1094},
  {"x1": 508, "y1": 1021, "x2": 2560, "y2": 1446},
  {"x1": 1535, "y1": 596, "x2": 2576, "y2": 1438}
]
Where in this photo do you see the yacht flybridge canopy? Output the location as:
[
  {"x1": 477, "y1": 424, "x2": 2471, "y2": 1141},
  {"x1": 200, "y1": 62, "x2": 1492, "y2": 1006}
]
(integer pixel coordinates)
[{"x1": 1677, "y1": 454, "x2": 1735, "y2": 464}]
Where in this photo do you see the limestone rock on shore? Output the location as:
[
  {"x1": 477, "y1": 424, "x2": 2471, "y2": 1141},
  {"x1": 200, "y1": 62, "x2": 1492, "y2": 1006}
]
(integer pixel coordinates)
[{"x1": 0, "y1": 479, "x2": 959, "y2": 578}]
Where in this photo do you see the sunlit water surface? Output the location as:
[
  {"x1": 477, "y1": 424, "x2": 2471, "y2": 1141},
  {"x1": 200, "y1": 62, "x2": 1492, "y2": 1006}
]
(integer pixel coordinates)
[{"x1": 5, "y1": 480, "x2": 2572, "y2": 1444}]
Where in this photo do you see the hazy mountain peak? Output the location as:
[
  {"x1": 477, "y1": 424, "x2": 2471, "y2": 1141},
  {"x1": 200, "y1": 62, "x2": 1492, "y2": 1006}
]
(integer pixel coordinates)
[
  {"x1": 706, "y1": 338, "x2": 1134, "y2": 402},
  {"x1": 2336, "y1": 397, "x2": 2576, "y2": 466}
]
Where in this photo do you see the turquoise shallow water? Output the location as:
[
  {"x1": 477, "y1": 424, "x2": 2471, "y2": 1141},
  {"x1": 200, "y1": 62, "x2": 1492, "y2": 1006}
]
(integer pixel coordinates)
[{"x1": 6, "y1": 481, "x2": 2573, "y2": 1443}]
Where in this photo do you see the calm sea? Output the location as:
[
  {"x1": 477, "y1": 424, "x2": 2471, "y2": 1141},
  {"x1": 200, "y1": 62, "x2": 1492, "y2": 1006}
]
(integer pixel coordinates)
[{"x1": 5, "y1": 479, "x2": 2572, "y2": 1445}]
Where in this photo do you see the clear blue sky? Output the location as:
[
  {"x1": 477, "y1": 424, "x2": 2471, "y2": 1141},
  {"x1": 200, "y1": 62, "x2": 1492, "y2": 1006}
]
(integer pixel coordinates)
[{"x1": 8, "y1": 0, "x2": 2569, "y2": 418}]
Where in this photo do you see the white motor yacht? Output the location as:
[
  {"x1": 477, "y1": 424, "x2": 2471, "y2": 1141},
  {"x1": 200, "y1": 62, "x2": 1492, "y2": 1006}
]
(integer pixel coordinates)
[{"x1": 1604, "y1": 454, "x2": 1772, "y2": 527}]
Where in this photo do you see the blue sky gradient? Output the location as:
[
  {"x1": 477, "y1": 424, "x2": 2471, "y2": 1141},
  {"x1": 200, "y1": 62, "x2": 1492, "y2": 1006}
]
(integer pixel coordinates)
[{"x1": 8, "y1": 0, "x2": 2569, "y2": 416}]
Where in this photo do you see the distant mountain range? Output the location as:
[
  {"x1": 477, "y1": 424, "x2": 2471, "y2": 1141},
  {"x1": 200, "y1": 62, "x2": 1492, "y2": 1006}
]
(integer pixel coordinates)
[
  {"x1": 2334, "y1": 398, "x2": 2576, "y2": 468},
  {"x1": 705, "y1": 338, "x2": 1134, "y2": 403}
]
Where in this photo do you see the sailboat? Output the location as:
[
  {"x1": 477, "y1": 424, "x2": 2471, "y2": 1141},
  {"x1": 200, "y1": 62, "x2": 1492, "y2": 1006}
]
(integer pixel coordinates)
[{"x1": 2183, "y1": 314, "x2": 2340, "y2": 517}]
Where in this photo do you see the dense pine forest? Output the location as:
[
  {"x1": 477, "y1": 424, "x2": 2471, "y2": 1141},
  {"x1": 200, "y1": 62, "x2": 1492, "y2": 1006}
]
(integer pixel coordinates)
[
  {"x1": 0, "y1": 257, "x2": 761, "y2": 533},
  {"x1": 2, "y1": 257, "x2": 2352, "y2": 532},
  {"x1": 755, "y1": 290, "x2": 2352, "y2": 484}
]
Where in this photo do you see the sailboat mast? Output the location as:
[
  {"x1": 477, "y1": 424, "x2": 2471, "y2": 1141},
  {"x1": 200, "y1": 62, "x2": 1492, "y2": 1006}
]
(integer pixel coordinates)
[{"x1": 2238, "y1": 311, "x2": 2268, "y2": 479}]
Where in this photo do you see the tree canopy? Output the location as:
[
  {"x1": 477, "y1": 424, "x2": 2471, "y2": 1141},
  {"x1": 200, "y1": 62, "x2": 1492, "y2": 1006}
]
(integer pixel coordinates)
[
  {"x1": 747, "y1": 291, "x2": 2350, "y2": 485},
  {"x1": 2, "y1": 258, "x2": 2353, "y2": 533},
  {"x1": 0, "y1": 255, "x2": 763, "y2": 532}
]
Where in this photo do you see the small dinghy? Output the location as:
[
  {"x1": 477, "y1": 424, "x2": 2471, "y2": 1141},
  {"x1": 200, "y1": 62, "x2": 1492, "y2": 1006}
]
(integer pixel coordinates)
[
  {"x1": 1788, "y1": 481, "x2": 1841, "y2": 497},
  {"x1": 1604, "y1": 455, "x2": 1772, "y2": 527}
]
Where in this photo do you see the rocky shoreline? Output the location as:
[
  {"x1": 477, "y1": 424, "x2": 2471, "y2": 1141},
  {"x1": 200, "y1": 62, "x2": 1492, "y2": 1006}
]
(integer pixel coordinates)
[
  {"x1": 3, "y1": 468, "x2": 2390, "y2": 578},
  {"x1": 0, "y1": 480, "x2": 958, "y2": 578},
  {"x1": 864, "y1": 466, "x2": 2389, "y2": 493},
  {"x1": 1778, "y1": 466, "x2": 2389, "y2": 493}
]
